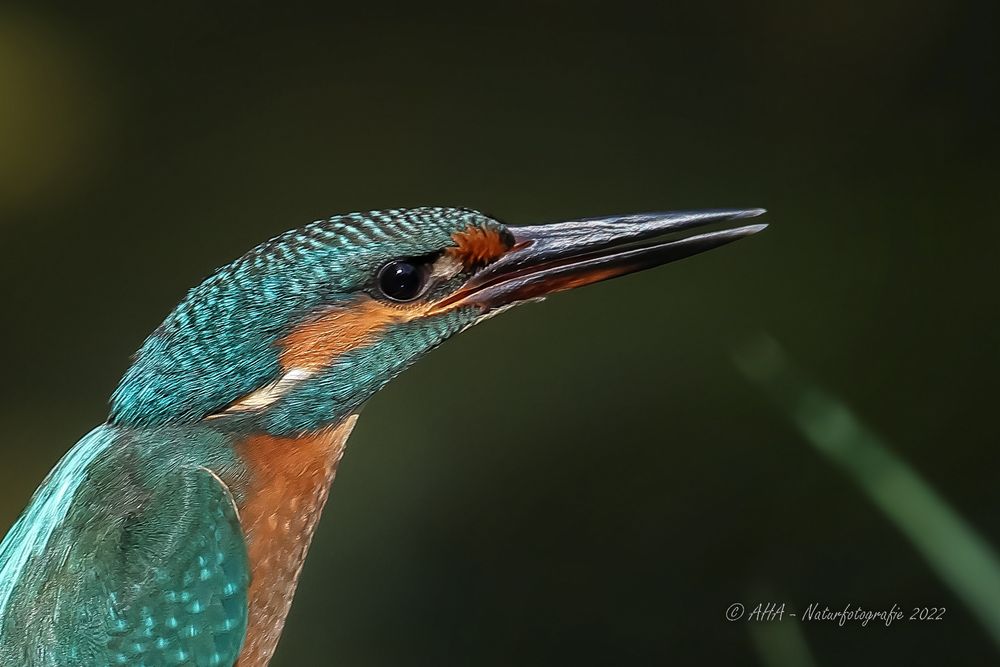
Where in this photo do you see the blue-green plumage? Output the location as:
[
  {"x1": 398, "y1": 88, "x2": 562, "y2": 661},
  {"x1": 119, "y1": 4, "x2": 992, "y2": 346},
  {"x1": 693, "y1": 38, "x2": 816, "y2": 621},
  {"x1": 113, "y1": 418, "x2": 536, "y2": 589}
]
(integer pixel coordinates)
[
  {"x1": 0, "y1": 426, "x2": 249, "y2": 665},
  {"x1": 110, "y1": 207, "x2": 497, "y2": 433}
]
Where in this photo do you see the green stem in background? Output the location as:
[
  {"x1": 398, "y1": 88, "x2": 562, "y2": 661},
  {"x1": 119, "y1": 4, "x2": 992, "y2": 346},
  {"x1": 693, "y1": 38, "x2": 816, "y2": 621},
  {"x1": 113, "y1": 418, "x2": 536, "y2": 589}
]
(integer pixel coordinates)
[
  {"x1": 746, "y1": 596, "x2": 819, "y2": 667},
  {"x1": 733, "y1": 334, "x2": 1000, "y2": 652}
]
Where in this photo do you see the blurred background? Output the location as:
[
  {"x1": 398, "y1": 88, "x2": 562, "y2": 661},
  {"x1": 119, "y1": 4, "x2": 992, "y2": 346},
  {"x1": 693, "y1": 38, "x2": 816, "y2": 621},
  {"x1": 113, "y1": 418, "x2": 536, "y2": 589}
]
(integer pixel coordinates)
[{"x1": 1, "y1": 1, "x2": 998, "y2": 665}]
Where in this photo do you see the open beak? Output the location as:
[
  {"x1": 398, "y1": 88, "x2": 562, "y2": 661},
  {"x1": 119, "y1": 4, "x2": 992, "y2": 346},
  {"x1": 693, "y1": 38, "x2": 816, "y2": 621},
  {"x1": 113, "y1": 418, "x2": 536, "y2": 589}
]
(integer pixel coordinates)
[{"x1": 437, "y1": 208, "x2": 767, "y2": 312}]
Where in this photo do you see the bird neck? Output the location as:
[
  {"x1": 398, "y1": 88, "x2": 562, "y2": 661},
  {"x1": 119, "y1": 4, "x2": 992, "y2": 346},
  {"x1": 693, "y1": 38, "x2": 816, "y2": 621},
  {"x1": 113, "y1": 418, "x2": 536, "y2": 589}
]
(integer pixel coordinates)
[
  {"x1": 220, "y1": 414, "x2": 359, "y2": 666},
  {"x1": 111, "y1": 297, "x2": 475, "y2": 436}
]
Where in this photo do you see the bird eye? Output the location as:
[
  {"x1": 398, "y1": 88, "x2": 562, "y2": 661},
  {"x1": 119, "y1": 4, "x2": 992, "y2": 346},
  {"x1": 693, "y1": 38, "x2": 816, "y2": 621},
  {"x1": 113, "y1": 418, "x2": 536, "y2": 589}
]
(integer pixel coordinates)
[{"x1": 376, "y1": 260, "x2": 428, "y2": 302}]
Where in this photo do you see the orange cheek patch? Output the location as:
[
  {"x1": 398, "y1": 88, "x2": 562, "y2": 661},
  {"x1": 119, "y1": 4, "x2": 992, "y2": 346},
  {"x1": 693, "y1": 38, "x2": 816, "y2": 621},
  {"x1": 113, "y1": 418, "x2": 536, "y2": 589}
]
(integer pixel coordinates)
[
  {"x1": 447, "y1": 225, "x2": 512, "y2": 268},
  {"x1": 278, "y1": 297, "x2": 424, "y2": 371}
]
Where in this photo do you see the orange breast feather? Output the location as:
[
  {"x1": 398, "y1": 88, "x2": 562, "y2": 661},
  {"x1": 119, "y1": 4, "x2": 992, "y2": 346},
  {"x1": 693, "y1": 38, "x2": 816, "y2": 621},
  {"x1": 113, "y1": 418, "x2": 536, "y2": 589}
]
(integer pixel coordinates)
[{"x1": 231, "y1": 415, "x2": 358, "y2": 667}]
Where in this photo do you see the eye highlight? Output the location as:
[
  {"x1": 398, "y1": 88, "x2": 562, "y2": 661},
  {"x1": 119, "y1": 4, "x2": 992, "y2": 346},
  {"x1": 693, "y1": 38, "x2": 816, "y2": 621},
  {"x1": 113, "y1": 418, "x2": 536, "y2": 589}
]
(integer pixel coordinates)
[{"x1": 376, "y1": 259, "x2": 429, "y2": 302}]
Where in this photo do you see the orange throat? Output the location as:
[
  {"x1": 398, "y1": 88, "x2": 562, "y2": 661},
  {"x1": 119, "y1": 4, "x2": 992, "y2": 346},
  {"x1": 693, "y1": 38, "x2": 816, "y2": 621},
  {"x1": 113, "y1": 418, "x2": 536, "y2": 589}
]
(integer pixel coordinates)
[{"x1": 230, "y1": 415, "x2": 359, "y2": 667}]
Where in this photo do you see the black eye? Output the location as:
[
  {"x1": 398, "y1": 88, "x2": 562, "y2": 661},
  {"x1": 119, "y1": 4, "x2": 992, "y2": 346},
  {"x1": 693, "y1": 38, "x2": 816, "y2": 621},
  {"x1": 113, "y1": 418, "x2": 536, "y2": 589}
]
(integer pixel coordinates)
[{"x1": 377, "y1": 260, "x2": 427, "y2": 301}]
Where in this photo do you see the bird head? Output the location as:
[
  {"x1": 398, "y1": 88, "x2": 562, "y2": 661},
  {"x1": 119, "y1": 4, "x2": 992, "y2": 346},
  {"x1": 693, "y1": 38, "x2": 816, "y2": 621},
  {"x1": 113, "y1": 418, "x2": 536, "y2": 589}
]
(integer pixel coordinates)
[{"x1": 110, "y1": 207, "x2": 765, "y2": 435}]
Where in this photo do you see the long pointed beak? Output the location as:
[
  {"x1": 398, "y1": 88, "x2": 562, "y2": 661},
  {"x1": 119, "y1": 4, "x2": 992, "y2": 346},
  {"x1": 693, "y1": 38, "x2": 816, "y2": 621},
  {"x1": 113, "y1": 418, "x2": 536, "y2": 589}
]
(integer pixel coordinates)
[{"x1": 437, "y1": 208, "x2": 767, "y2": 312}]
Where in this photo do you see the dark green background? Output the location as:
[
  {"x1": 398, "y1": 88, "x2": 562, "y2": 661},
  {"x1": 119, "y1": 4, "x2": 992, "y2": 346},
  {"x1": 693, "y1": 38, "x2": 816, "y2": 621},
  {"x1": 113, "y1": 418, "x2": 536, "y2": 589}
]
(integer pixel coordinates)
[{"x1": 1, "y1": 2, "x2": 997, "y2": 665}]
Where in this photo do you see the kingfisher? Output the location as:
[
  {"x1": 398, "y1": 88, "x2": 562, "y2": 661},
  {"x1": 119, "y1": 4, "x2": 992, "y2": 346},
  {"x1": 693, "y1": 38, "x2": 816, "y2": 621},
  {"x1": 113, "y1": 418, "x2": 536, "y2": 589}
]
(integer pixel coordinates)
[{"x1": 0, "y1": 206, "x2": 764, "y2": 666}]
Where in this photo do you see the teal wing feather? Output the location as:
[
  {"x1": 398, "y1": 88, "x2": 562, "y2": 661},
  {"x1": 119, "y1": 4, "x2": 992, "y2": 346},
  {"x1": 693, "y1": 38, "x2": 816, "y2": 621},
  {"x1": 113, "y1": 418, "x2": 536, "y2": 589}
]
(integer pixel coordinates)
[{"x1": 0, "y1": 426, "x2": 249, "y2": 666}]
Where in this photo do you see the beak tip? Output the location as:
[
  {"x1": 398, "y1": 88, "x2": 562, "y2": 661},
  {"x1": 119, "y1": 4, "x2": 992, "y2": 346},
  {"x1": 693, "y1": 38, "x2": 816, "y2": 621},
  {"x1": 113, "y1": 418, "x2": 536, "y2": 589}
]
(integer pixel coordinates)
[{"x1": 733, "y1": 208, "x2": 767, "y2": 220}]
